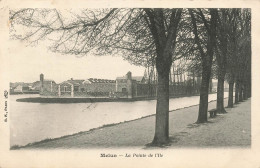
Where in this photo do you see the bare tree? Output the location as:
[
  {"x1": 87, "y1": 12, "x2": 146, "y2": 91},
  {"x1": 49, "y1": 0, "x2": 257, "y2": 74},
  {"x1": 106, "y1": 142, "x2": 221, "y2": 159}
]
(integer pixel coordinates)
[
  {"x1": 226, "y1": 9, "x2": 251, "y2": 105},
  {"x1": 189, "y1": 8, "x2": 218, "y2": 123},
  {"x1": 237, "y1": 9, "x2": 251, "y2": 101},
  {"x1": 226, "y1": 8, "x2": 241, "y2": 108},
  {"x1": 10, "y1": 8, "x2": 183, "y2": 146},
  {"x1": 215, "y1": 9, "x2": 230, "y2": 114}
]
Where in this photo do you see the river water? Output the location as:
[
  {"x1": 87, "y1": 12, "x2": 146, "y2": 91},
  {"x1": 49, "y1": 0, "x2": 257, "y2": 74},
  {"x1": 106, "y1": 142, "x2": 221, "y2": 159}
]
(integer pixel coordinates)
[{"x1": 10, "y1": 93, "x2": 228, "y2": 146}]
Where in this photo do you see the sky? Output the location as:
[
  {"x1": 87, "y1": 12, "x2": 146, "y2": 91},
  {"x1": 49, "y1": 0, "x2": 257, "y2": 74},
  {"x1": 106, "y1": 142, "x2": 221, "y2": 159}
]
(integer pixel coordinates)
[{"x1": 8, "y1": 40, "x2": 145, "y2": 83}]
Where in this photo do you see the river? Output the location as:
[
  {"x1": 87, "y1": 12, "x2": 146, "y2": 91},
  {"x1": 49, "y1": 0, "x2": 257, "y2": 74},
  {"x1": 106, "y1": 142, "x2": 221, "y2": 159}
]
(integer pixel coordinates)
[{"x1": 10, "y1": 93, "x2": 228, "y2": 146}]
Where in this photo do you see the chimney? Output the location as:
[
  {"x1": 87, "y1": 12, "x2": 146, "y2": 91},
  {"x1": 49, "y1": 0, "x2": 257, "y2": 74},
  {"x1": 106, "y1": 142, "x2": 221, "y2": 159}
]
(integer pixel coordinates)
[
  {"x1": 40, "y1": 74, "x2": 44, "y2": 83},
  {"x1": 40, "y1": 73, "x2": 44, "y2": 95},
  {"x1": 126, "y1": 71, "x2": 132, "y2": 80}
]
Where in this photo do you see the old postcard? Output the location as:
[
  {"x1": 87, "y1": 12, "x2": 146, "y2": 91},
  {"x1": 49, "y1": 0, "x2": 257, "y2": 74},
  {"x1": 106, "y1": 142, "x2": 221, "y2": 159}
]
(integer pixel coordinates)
[{"x1": 0, "y1": 0, "x2": 260, "y2": 167}]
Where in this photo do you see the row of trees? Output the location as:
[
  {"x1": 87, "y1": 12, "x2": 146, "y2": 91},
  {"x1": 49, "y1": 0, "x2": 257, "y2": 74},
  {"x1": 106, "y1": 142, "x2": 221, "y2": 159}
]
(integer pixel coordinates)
[
  {"x1": 10, "y1": 8, "x2": 251, "y2": 146},
  {"x1": 186, "y1": 8, "x2": 251, "y2": 121}
]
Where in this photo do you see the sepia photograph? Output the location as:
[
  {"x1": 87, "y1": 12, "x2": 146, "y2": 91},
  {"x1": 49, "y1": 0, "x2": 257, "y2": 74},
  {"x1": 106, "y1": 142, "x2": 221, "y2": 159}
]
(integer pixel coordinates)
[{"x1": 0, "y1": 0, "x2": 260, "y2": 167}]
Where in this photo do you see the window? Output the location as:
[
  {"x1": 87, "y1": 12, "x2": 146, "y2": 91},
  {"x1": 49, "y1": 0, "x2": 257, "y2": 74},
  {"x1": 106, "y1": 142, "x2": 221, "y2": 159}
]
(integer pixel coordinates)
[
  {"x1": 64, "y1": 86, "x2": 67, "y2": 92},
  {"x1": 74, "y1": 86, "x2": 79, "y2": 92},
  {"x1": 122, "y1": 88, "x2": 127, "y2": 92}
]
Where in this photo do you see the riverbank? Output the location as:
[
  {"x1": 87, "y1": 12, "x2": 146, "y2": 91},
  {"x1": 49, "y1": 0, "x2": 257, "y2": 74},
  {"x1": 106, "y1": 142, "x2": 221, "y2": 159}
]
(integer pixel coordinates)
[
  {"x1": 10, "y1": 91, "x2": 39, "y2": 95},
  {"x1": 12, "y1": 98, "x2": 251, "y2": 149},
  {"x1": 16, "y1": 92, "x2": 217, "y2": 103}
]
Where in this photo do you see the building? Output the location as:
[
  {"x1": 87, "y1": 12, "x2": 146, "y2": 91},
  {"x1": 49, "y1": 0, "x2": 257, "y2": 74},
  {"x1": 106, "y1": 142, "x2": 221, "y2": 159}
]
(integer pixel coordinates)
[
  {"x1": 40, "y1": 74, "x2": 117, "y2": 98},
  {"x1": 56, "y1": 78, "x2": 116, "y2": 97},
  {"x1": 82, "y1": 78, "x2": 116, "y2": 93},
  {"x1": 115, "y1": 72, "x2": 134, "y2": 98},
  {"x1": 40, "y1": 72, "x2": 147, "y2": 98},
  {"x1": 10, "y1": 82, "x2": 33, "y2": 94},
  {"x1": 39, "y1": 74, "x2": 58, "y2": 96},
  {"x1": 115, "y1": 71, "x2": 157, "y2": 98},
  {"x1": 39, "y1": 70, "x2": 201, "y2": 98},
  {"x1": 31, "y1": 81, "x2": 41, "y2": 91}
]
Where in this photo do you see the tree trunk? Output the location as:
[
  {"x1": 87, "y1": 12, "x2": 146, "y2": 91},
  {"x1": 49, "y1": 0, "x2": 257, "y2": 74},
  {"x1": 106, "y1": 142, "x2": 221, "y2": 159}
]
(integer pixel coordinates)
[
  {"x1": 248, "y1": 81, "x2": 251, "y2": 98},
  {"x1": 190, "y1": 8, "x2": 217, "y2": 123},
  {"x1": 243, "y1": 83, "x2": 248, "y2": 100},
  {"x1": 216, "y1": 70, "x2": 226, "y2": 113},
  {"x1": 235, "y1": 82, "x2": 239, "y2": 104},
  {"x1": 177, "y1": 68, "x2": 180, "y2": 85},
  {"x1": 192, "y1": 71, "x2": 195, "y2": 94},
  {"x1": 147, "y1": 66, "x2": 151, "y2": 97},
  {"x1": 209, "y1": 78, "x2": 213, "y2": 93},
  {"x1": 169, "y1": 68, "x2": 172, "y2": 85},
  {"x1": 227, "y1": 81, "x2": 234, "y2": 108},
  {"x1": 152, "y1": 68, "x2": 170, "y2": 145},
  {"x1": 197, "y1": 64, "x2": 211, "y2": 123},
  {"x1": 173, "y1": 65, "x2": 175, "y2": 84},
  {"x1": 239, "y1": 83, "x2": 243, "y2": 101}
]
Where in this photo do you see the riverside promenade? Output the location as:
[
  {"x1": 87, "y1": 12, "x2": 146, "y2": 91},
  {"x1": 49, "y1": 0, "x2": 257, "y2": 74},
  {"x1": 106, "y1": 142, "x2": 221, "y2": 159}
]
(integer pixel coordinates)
[{"x1": 18, "y1": 98, "x2": 251, "y2": 149}]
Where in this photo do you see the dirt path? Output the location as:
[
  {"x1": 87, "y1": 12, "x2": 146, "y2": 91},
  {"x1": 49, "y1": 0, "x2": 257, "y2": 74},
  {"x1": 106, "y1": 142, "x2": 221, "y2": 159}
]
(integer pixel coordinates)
[
  {"x1": 20, "y1": 98, "x2": 251, "y2": 149},
  {"x1": 169, "y1": 99, "x2": 251, "y2": 148}
]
